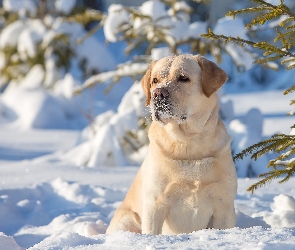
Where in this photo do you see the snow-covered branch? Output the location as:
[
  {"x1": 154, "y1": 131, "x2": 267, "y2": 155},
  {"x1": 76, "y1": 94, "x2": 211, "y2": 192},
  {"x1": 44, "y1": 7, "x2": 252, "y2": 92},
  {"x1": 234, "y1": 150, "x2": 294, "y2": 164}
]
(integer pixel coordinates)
[{"x1": 73, "y1": 62, "x2": 149, "y2": 95}]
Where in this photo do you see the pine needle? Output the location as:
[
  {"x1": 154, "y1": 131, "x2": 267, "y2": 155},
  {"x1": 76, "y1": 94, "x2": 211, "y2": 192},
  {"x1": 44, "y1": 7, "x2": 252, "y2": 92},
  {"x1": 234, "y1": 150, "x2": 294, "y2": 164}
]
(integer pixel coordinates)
[{"x1": 284, "y1": 85, "x2": 295, "y2": 94}]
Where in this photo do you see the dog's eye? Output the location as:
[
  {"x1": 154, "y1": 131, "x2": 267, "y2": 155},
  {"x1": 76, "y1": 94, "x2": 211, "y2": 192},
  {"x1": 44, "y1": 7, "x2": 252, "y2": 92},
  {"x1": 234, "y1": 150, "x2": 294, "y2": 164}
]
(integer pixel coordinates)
[
  {"x1": 177, "y1": 75, "x2": 189, "y2": 82},
  {"x1": 152, "y1": 78, "x2": 158, "y2": 84}
]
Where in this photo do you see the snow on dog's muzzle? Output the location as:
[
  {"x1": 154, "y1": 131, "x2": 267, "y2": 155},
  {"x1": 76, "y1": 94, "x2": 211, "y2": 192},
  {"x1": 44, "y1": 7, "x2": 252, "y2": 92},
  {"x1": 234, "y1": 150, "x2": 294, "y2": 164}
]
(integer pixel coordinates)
[
  {"x1": 152, "y1": 88, "x2": 170, "y2": 101},
  {"x1": 152, "y1": 88, "x2": 174, "y2": 122}
]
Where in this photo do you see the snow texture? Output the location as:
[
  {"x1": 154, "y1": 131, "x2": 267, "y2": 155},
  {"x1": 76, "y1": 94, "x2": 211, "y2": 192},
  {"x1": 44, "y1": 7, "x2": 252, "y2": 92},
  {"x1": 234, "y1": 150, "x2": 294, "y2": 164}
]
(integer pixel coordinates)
[
  {"x1": 0, "y1": 1, "x2": 295, "y2": 248},
  {"x1": 0, "y1": 7, "x2": 119, "y2": 129},
  {"x1": 17, "y1": 20, "x2": 46, "y2": 60},
  {"x1": 0, "y1": 152, "x2": 295, "y2": 249},
  {"x1": 0, "y1": 233, "x2": 23, "y2": 250},
  {"x1": 63, "y1": 82, "x2": 147, "y2": 167},
  {"x1": 0, "y1": 20, "x2": 27, "y2": 49},
  {"x1": 265, "y1": 0, "x2": 295, "y2": 8},
  {"x1": 55, "y1": 0, "x2": 77, "y2": 15},
  {"x1": 151, "y1": 47, "x2": 172, "y2": 60},
  {"x1": 3, "y1": 0, "x2": 37, "y2": 15},
  {"x1": 214, "y1": 17, "x2": 253, "y2": 70},
  {"x1": 103, "y1": 4, "x2": 129, "y2": 42},
  {"x1": 103, "y1": 0, "x2": 207, "y2": 45},
  {"x1": 229, "y1": 108, "x2": 268, "y2": 177}
]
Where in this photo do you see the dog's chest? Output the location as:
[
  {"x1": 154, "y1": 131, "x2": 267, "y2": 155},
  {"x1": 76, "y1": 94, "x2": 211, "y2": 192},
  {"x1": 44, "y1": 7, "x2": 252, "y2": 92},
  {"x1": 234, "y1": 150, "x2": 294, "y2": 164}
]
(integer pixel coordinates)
[
  {"x1": 172, "y1": 157, "x2": 215, "y2": 181},
  {"x1": 163, "y1": 179, "x2": 213, "y2": 234},
  {"x1": 160, "y1": 157, "x2": 216, "y2": 233}
]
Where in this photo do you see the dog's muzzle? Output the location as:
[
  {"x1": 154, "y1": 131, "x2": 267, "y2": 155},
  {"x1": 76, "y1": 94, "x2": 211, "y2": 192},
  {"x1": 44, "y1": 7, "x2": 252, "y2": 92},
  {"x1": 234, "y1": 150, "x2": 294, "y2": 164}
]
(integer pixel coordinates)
[
  {"x1": 152, "y1": 88, "x2": 170, "y2": 100},
  {"x1": 152, "y1": 88, "x2": 173, "y2": 121}
]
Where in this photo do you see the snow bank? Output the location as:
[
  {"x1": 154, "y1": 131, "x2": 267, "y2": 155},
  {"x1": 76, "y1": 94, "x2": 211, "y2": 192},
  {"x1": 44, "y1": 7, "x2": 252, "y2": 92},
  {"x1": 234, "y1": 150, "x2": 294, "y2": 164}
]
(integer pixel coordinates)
[
  {"x1": 1, "y1": 81, "x2": 71, "y2": 130},
  {"x1": 0, "y1": 20, "x2": 27, "y2": 48},
  {"x1": 17, "y1": 20, "x2": 46, "y2": 60},
  {"x1": 104, "y1": 4, "x2": 129, "y2": 42},
  {"x1": 55, "y1": 0, "x2": 77, "y2": 15},
  {"x1": 1, "y1": 174, "x2": 295, "y2": 249},
  {"x1": 60, "y1": 74, "x2": 275, "y2": 172},
  {"x1": 28, "y1": 227, "x2": 295, "y2": 250},
  {"x1": 0, "y1": 134, "x2": 295, "y2": 249},
  {"x1": 50, "y1": 20, "x2": 116, "y2": 75},
  {"x1": 229, "y1": 108, "x2": 268, "y2": 177},
  {"x1": 0, "y1": 100, "x2": 16, "y2": 124},
  {"x1": 140, "y1": 0, "x2": 167, "y2": 20},
  {"x1": 3, "y1": 0, "x2": 77, "y2": 16},
  {"x1": 214, "y1": 17, "x2": 253, "y2": 70},
  {"x1": 104, "y1": 0, "x2": 207, "y2": 45},
  {"x1": 0, "y1": 233, "x2": 23, "y2": 250},
  {"x1": 3, "y1": 0, "x2": 37, "y2": 15},
  {"x1": 63, "y1": 82, "x2": 148, "y2": 166},
  {"x1": 0, "y1": 12, "x2": 118, "y2": 130},
  {"x1": 263, "y1": 194, "x2": 295, "y2": 228},
  {"x1": 151, "y1": 47, "x2": 172, "y2": 60},
  {"x1": 0, "y1": 176, "x2": 123, "y2": 247},
  {"x1": 0, "y1": 64, "x2": 98, "y2": 130}
]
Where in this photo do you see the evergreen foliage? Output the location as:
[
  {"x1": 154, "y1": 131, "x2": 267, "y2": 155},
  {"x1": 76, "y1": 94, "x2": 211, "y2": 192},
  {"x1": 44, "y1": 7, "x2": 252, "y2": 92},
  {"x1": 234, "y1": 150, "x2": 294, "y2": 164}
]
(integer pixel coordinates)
[
  {"x1": 73, "y1": 0, "x2": 220, "y2": 94},
  {"x1": 203, "y1": 0, "x2": 295, "y2": 192},
  {"x1": 72, "y1": 0, "x2": 223, "y2": 163},
  {"x1": 0, "y1": 2, "x2": 104, "y2": 89},
  {"x1": 203, "y1": 0, "x2": 295, "y2": 68}
]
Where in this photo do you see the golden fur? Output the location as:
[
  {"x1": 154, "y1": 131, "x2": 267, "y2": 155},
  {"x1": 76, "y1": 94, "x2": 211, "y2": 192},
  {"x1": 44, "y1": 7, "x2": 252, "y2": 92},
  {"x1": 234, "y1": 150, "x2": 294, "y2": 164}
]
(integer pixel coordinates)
[{"x1": 106, "y1": 54, "x2": 237, "y2": 235}]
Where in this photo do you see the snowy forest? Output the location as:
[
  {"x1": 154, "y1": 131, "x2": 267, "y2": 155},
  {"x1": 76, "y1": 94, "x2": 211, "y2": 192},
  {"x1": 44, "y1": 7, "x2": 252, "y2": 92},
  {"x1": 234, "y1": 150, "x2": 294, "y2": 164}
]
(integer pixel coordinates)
[{"x1": 0, "y1": 0, "x2": 295, "y2": 249}]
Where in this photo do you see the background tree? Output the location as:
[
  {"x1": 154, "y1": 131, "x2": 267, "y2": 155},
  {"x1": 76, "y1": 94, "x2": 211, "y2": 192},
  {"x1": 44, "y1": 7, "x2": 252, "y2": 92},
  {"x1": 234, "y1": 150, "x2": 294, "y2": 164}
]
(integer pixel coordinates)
[
  {"x1": 69, "y1": 0, "x2": 265, "y2": 167},
  {"x1": 0, "y1": 0, "x2": 118, "y2": 128},
  {"x1": 0, "y1": 0, "x2": 108, "y2": 90},
  {"x1": 73, "y1": 0, "x2": 224, "y2": 94},
  {"x1": 203, "y1": 0, "x2": 295, "y2": 192}
]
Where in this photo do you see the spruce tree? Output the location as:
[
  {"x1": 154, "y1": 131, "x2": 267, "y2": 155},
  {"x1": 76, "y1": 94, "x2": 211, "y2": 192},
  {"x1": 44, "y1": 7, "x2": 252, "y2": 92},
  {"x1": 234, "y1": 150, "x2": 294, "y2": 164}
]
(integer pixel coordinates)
[
  {"x1": 203, "y1": 0, "x2": 295, "y2": 193},
  {"x1": 73, "y1": 0, "x2": 220, "y2": 94},
  {"x1": 0, "y1": 1, "x2": 104, "y2": 89}
]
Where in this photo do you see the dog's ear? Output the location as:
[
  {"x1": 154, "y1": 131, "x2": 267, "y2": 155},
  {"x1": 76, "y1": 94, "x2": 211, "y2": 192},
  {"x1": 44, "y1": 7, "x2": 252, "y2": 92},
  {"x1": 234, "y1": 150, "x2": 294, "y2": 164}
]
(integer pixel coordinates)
[
  {"x1": 141, "y1": 61, "x2": 157, "y2": 106},
  {"x1": 194, "y1": 55, "x2": 228, "y2": 98}
]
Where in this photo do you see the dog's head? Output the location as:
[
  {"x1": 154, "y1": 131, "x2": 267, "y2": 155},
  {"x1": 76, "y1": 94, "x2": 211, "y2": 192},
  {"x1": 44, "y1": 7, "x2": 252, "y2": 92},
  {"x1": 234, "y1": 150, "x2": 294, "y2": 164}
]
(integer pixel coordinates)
[{"x1": 142, "y1": 54, "x2": 227, "y2": 124}]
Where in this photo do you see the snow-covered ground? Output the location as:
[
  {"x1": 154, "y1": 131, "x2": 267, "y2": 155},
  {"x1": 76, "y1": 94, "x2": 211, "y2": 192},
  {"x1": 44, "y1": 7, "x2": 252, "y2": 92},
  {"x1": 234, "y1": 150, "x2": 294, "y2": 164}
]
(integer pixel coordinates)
[
  {"x1": 0, "y1": 90, "x2": 295, "y2": 249},
  {"x1": 1, "y1": 0, "x2": 295, "y2": 248},
  {"x1": 226, "y1": 90, "x2": 294, "y2": 136}
]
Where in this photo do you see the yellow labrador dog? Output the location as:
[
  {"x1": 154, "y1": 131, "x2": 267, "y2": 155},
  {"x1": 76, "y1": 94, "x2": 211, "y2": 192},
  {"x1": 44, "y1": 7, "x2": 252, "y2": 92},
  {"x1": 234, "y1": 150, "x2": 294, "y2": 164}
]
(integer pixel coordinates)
[{"x1": 107, "y1": 54, "x2": 237, "y2": 235}]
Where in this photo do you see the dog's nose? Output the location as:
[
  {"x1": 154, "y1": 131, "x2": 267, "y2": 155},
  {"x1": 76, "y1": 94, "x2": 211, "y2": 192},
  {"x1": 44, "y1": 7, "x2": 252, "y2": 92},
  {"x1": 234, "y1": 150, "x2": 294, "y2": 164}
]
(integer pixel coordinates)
[{"x1": 153, "y1": 88, "x2": 170, "y2": 100}]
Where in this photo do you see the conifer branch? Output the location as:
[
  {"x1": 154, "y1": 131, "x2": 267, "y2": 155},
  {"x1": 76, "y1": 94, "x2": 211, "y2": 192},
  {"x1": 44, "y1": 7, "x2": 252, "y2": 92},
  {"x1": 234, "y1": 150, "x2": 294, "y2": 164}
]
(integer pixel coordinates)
[
  {"x1": 279, "y1": 166, "x2": 295, "y2": 183},
  {"x1": 275, "y1": 30, "x2": 295, "y2": 40},
  {"x1": 286, "y1": 63, "x2": 295, "y2": 70},
  {"x1": 284, "y1": 85, "x2": 295, "y2": 94},
  {"x1": 234, "y1": 134, "x2": 295, "y2": 161},
  {"x1": 246, "y1": 10, "x2": 283, "y2": 28},
  {"x1": 274, "y1": 29, "x2": 288, "y2": 48},
  {"x1": 226, "y1": 7, "x2": 272, "y2": 19},
  {"x1": 247, "y1": 169, "x2": 291, "y2": 193},
  {"x1": 279, "y1": 17, "x2": 295, "y2": 27},
  {"x1": 254, "y1": 55, "x2": 283, "y2": 65},
  {"x1": 254, "y1": 42, "x2": 288, "y2": 55},
  {"x1": 277, "y1": 147, "x2": 295, "y2": 160},
  {"x1": 203, "y1": 0, "x2": 295, "y2": 192},
  {"x1": 73, "y1": 61, "x2": 150, "y2": 95},
  {"x1": 251, "y1": 137, "x2": 295, "y2": 160},
  {"x1": 251, "y1": 0, "x2": 276, "y2": 8},
  {"x1": 202, "y1": 29, "x2": 256, "y2": 47},
  {"x1": 286, "y1": 24, "x2": 295, "y2": 30}
]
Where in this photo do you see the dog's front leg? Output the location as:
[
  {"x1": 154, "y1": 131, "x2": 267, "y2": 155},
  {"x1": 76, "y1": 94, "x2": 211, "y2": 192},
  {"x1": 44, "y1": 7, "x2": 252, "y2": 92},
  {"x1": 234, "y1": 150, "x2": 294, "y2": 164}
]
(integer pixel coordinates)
[
  {"x1": 141, "y1": 196, "x2": 166, "y2": 235},
  {"x1": 212, "y1": 203, "x2": 236, "y2": 229}
]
